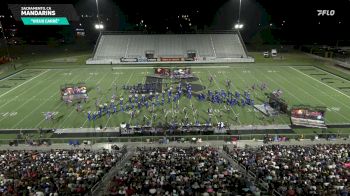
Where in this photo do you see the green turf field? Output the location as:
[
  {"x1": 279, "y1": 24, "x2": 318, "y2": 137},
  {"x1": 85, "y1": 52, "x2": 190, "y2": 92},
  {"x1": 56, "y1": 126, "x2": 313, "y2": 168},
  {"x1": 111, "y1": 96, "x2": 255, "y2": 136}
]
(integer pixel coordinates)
[{"x1": 1, "y1": 62, "x2": 350, "y2": 130}]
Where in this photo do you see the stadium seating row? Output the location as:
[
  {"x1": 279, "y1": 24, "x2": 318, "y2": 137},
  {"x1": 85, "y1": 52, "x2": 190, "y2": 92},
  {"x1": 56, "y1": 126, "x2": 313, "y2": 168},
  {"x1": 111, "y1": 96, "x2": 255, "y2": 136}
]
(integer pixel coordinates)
[{"x1": 93, "y1": 33, "x2": 247, "y2": 60}]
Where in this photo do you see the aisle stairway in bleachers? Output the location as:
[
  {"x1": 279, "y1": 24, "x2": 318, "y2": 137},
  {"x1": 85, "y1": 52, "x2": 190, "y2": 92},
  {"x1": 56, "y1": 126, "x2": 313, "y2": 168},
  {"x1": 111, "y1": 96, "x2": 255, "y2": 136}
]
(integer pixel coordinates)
[{"x1": 88, "y1": 32, "x2": 253, "y2": 64}]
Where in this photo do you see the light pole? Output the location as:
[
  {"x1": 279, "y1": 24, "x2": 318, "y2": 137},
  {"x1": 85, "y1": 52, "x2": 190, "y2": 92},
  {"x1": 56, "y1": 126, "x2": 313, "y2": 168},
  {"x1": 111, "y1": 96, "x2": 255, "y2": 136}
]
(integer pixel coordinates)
[
  {"x1": 234, "y1": 0, "x2": 244, "y2": 30},
  {"x1": 96, "y1": 0, "x2": 100, "y2": 22},
  {"x1": 95, "y1": 0, "x2": 104, "y2": 30},
  {"x1": 238, "y1": 0, "x2": 241, "y2": 23}
]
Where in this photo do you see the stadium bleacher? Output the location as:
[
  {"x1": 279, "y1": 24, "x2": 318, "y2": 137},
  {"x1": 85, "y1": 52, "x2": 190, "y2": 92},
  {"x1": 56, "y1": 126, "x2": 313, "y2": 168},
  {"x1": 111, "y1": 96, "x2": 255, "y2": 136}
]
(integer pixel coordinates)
[
  {"x1": 87, "y1": 32, "x2": 254, "y2": 64},
  {"x1": 107, "y1": 146, "x2": 258, "y2": 195},
  {"x1": 0, "y1": 148, "x2": 126, "y2": 195},
  {"x1": 225, "y1": 144, "x2": 350, "y2": 195}
]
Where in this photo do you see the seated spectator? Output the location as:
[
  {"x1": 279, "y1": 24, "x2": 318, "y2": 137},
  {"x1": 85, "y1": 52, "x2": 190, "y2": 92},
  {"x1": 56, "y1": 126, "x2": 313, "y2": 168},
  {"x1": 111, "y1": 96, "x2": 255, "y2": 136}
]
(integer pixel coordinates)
[
  {"x1": 0, "y1": 149, "x2": 125, "y2": 195},
  {"x1": 226, "y1": 144, "x2": 350, "y2": 195},
  {"x1": 108, "y1": 147, "x2": 254, "y2": 195}
]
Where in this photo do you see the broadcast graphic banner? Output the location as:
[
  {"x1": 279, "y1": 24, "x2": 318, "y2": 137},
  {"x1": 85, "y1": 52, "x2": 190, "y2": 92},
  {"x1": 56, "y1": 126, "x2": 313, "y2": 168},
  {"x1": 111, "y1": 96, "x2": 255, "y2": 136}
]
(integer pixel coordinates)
[
  {"x1": 21, "y1": 17, "x2": 69, "y2": 25},
  {"x1": 8, "y1": 4, "x2": 79, "y2": 25}
]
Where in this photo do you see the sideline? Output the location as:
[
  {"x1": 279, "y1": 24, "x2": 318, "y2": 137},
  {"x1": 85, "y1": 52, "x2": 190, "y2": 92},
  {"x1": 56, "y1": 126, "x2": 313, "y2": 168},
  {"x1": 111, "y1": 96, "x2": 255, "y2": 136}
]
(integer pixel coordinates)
[{"x1": 0, "y1": 69, "x2": 50, "y2": 99}]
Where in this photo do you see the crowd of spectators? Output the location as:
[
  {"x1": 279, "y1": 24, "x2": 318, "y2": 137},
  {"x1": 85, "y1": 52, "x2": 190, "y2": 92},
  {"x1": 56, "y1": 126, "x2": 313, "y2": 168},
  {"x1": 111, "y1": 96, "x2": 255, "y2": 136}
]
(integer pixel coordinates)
[
  {"x1": 0, "y1": 148, "x2": 125, "y2": 195},
  {"x1": 108, "y1": 146, "x2": 258, "y2": 195},
  {"x1": 226, "y1": 144, "x2": 350, "y2": 195}
]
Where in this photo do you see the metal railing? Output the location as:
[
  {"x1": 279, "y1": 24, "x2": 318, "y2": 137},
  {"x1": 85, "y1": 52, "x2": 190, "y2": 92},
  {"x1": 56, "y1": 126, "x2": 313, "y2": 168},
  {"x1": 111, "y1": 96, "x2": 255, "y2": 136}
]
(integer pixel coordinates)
[
  {"x1": 89, "y1": 146, "x2": 128, "y2": 195},
  {"x1": 273, "y1": 189, "x2": 283, "y2": 196},
  {"x1": 2, "y1": 132, "x2": 349, "y2": 145}
]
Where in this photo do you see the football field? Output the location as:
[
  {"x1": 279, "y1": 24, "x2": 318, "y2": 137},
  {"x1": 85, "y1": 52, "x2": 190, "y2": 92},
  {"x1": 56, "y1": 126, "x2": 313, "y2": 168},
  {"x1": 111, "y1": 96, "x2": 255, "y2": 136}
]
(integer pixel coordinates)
[{"x1": 0, "y1": 64, "x2": 350, "y2": 130}]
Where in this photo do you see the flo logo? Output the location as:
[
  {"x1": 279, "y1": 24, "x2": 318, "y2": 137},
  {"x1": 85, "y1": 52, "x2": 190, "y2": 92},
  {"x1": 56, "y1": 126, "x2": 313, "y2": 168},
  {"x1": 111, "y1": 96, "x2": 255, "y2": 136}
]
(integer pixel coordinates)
[{"x1": 317, "y1": 10, "x2": 335, "y2": 16}]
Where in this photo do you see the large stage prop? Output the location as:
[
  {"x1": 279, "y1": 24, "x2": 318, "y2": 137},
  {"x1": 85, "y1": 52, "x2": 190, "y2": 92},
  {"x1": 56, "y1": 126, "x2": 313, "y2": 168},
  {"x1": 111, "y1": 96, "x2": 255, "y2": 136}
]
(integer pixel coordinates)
[
  {"x1": 290, "y1": 106, "x2": 326, "y2": 128},
  {"x1": 254, "y1": 90, "x2": 288, "y2": 116},
  {"x1": 268, "y1": 90, "x2": 288, "y2": 113},
  {"x1": 60, "y1": 83, "x2": 88, "y2": 102},
  {"x1": 154, "y1": 67, "x2": 194, "y2": 79}
]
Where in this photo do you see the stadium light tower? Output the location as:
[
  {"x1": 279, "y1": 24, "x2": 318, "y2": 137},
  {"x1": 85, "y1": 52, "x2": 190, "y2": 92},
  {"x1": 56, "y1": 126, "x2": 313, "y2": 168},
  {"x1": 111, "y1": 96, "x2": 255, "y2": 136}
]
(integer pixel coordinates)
[
  {"x1": 94, "y1": 0, "x2": 104, "y2": 30},
  {"x1": 234, "y1": 0, "x2": 244, "y2": 30}
]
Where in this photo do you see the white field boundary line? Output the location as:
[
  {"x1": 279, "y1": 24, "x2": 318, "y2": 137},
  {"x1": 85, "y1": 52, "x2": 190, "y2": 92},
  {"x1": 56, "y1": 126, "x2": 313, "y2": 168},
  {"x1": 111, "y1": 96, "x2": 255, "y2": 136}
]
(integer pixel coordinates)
[
  {"x1": 11, "y1": 91, "x2": 60, "y2": 128},
  {"x1": 0, "y1": 69, "x2": 26, "y2": 81},
  {"x1": 0, "y1": 71, "x2": 62, "y2": 123},
  {"x1": 291, "y1": 70, "x2": 350, "y2": 111},
  {"x1": 58, "y1": 71, "x2": 110, "y2": 129},
  {"x1": 291, "y1": 77, "x2": 350, "y2": 122},
  {"x1": 18, "y1": 54, "x2": 88, "y2": 65},
  {"x1": 289, "y1": 66, "x2": 350, "y2": 100},
  {"x1": 11, "y1": 70, "x2": 89, "y2": 129},
  {"x1": 36, "y1": 74, "x2": 95, "y2": 129},
  {"x1": 40, "y1": 54, "x2": 89, "y2": 63},
  {"x1": 313, "y1": 66, "x2": 350, "y2": 83},
  {"x1": 274, "y1": 69, "x2": 350, "y2": 122},
  {"x1": 0, "y1": 69, "x2": 49, "y2": 99},
  {"x1": 0, "y1": 71, "x2": 55, "y2": 110}
]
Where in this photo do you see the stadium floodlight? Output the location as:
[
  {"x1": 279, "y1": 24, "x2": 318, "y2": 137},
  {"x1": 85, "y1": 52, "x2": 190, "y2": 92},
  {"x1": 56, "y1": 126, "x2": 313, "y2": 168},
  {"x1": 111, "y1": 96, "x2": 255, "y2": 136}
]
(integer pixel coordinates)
[
  {"x1": 95, "y1": 24, "x2": 104, "y2": 30},
  {"x1": 234, "y1": 23, "x2": 244, "y2": 29}
]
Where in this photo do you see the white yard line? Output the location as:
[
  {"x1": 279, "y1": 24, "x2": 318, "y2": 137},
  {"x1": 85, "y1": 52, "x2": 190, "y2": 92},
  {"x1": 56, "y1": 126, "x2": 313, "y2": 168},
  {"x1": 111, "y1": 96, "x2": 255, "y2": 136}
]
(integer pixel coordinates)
[
  {"x1": 130, "y1": 71, "x2": 147, "y2": 125},
  {"x1": 207, "y1": 70, "x2": 241, "y2": 125},
  {"x1": 219, "y1": 71, "x2": 239, "y2": 116},
  {"x1": 80, "y1": 73, "x2": 108, "y2": 128},
  {"x1": 268, "y1": 70, "x2": 350, "y2": 122},
  {"x1": 188, "y1": 97, "x2": 197, "y2": 123},
  {"x1": 38, "y1": 74, "x2": 94, "y2": 129},
  {"x1": 104, "y1": 71, "x2": 134, "y2": 127},
  {"x1": 129, "y1": 71, "x2": 147, "y2": 124},
  {"x1": 221, "y1": 72, "x2": 243, "y2": 124},
  {"x1": 171, "y1": 83, "x2": 174, "y2": 118},
  {"x1": 59, "y1": 71, "x2": 108, "y2": 129},
  {"x1": 11, "y1": 70, "x2": 90, "y2": 129},
  {"x1": 286, "y1": 67, "x2": 350, "y2": 122},
  {"x1": 0, "y1": 71, "x2": 54, "y2": 110},
  {"x1": 0, "y1": 72, "x2": 61, "y2": 123},
  {"x1": 12, "y1": 92, "x2": 59, "y2": 128},
  {"x1": 289, "y1": 66, "x2": 350, "y2": 100},
  {"x1": 197, "y1": 73, "x2": 219, "y2": 124},
  {"x1": 291, "y1": 72, "x2": 350, "y2": 111},
  {"x1": 245, "y1": 68, "x2": 289, "y2": 125},
  {"x1": 12, "y1": 89, "x2": 62, "y2": 128},
  {"x1": 0, "y1": 69, "x2": 49, "y2": 99},
  {"x1": 291, "y1": 76, "x2": 350, "y2": 122}
]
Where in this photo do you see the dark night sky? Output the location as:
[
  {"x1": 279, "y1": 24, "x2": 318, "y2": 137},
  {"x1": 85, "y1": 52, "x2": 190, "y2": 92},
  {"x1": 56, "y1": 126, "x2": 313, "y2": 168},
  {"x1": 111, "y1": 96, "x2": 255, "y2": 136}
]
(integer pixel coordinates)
[{"x1": 0, "y1": 0, "x2": 349, "y2": 44}]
